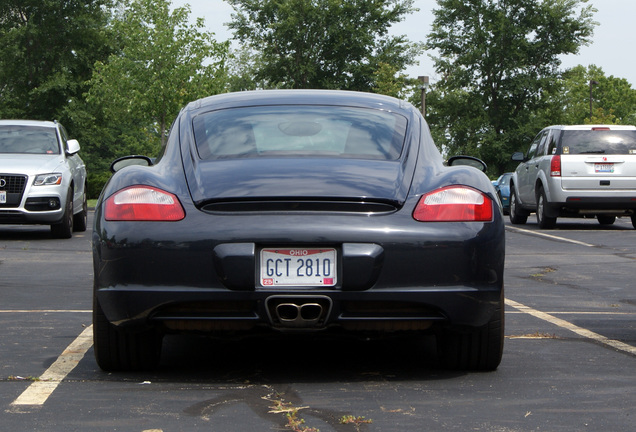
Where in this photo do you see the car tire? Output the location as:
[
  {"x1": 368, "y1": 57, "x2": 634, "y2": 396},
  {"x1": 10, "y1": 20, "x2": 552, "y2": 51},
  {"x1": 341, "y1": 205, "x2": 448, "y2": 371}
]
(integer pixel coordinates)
[
  {"x1": 437, "y1": 293, "x2": 504, "y2": 371},
  {"x1": 73, "y1": 185, "x2": 88, "y2": 232},
  {"x1": 536, "y1": 188, "x2": 557, "y2": 229},
  {"x1": 631, "y1": 215, "x2": 636, "y2": 229},
  {"x1": 51, "y1": 187, "x2": 73, "y2": 239},
  {"x1": 597, "y1": 215, "x2": 616, "y2": 225},
  {"x1": 93, "y1": 295, "x2": 162, "y2": 372},
  {"x1": 498, "y1": 192, "x2": 509, "y2": 215},
  {"x1": 508, "y1": 187, "x2": 527, "y2": 224}
]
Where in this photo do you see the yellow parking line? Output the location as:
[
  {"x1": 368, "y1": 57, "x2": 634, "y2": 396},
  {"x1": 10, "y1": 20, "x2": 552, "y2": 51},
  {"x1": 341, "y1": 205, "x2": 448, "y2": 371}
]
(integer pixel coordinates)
[
  {"x1": 10, "y1": 325, "x2": 93, "y2": 407},
  {"x1": 506, "y1": 298, "x2": 636, "y2": 356}
]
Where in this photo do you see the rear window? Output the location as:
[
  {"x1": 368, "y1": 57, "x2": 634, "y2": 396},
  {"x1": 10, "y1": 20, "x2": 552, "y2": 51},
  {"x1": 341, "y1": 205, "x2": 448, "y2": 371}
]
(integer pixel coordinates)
[
  {"x1": 0, "y1": 125, "x2": 60, "y2": 154},
  {"x1": 559, "y1": 130, "x2": 636, "y2": 155},
  {"x1": 192, "y1": 106, "x2": 407, "y2": 160}
]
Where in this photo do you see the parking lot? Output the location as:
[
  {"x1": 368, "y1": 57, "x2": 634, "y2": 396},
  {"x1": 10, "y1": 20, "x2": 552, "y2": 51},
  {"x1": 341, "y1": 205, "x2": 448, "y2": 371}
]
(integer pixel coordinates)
[{"x1": 1, "y1": 212, "x2": 635, "y2": 431}]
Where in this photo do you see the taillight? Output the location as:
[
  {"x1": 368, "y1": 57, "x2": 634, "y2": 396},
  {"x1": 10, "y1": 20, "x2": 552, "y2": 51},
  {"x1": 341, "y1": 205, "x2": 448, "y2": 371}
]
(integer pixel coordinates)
[
  {"x1": 413, "y1": 186, "x2": 493, "y2": 222},
  {"x1": 104, "y1": 186, "x2": 185, "y2": 221},
  {"x1": 550, "y1": 155, "x2": 561, "y2": 177}
]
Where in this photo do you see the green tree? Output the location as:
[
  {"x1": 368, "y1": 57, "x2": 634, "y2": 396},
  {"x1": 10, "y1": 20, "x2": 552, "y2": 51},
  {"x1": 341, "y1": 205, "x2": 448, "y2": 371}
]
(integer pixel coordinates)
[
  {"x1": 227, "y1": 0, "x2": 424, "y2": 90},
  {"x1": 552, "y1": 65, "x2": 636, "y2": 125},
  {"x1": 84, "y1": 0, "x2": 230, "y2": 150},
  {"x1": 0, "y1": 0, "x2": 113, "y2": 120},
  {"x1": 372, "y1": 62, "x2": 419, "y2": 100},
  {"x1": 426, "y1": 0, "x2": 596, "y2": 175}
]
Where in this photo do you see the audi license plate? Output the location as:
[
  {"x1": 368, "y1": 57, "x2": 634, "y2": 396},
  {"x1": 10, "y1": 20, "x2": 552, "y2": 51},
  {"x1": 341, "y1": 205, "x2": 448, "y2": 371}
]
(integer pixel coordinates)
[
  {"x1": 595, "y1": 163, "x2": 614, "y2": 173},
  {"x1": 0, "y1": 191, "x2": 5, "y2": 204},
  {"x1": 260, "y1": 248, "x2": 337, "y2": 287}
]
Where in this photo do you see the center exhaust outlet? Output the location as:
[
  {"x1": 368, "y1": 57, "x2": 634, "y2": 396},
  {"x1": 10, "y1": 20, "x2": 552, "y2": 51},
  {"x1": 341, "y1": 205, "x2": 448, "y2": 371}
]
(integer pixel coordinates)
[{"x1": 266, "y1": 295, "x2": 332, "y2": 329}]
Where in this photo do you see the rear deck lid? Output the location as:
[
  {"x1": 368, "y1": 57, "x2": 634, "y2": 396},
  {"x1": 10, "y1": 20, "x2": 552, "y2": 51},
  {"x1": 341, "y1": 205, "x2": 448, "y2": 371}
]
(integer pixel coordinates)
[{"x1": 183, "y1": 105, "x2": 415, "y2": 208}]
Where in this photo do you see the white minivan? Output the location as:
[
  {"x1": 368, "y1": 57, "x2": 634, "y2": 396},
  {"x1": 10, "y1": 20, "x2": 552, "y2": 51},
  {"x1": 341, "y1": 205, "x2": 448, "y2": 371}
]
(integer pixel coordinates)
[{"x1": 509, "y1": 124, "x2": 636, "y2": 229}]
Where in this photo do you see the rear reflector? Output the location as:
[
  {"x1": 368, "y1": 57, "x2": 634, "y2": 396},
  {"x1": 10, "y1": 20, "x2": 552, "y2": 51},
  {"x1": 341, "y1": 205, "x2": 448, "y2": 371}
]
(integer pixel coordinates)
[
  {"x1": 413, "y1": 186, "x2": 493, "y2": 222},
  {"x1": 104, "y1": 186, "x2": 185, "y2": 221}
]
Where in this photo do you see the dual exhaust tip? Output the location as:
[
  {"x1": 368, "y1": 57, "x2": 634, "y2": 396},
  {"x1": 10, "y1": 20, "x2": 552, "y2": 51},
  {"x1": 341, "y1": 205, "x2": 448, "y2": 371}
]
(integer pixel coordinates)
[{"x1": 267, "y1": 295, "x2": 331, "y2": 329}]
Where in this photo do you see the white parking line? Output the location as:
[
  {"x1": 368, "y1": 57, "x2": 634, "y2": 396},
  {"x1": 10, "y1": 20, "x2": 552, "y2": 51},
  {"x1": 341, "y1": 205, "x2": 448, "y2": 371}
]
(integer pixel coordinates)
[
  {"x1": 10, "y1": 325, "x2": 93, "y2": 407},
  {"x1": 506, "y1": 298, "x2": 636, "y2": 356},
  {"x1": 505, "y1": 225, "x2": 596, "y2": 247}
]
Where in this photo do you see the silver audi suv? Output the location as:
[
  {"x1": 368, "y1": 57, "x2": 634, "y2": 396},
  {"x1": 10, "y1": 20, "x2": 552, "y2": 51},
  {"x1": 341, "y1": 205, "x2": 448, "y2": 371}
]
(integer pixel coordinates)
[
  {"x1": 0, "y1": 120, "x2": 88, "y2": 238},
  {"x1": 509, "y1": 124, "x2": 636, "y2": 229}
]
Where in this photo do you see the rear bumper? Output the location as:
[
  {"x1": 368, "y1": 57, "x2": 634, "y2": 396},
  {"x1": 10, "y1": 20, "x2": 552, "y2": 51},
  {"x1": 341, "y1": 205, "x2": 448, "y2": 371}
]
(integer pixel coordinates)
[
  {"x1": 93, "y1": 205, "x2": 505, "y2": 334},
  {"x1": 549, "y1": 196, "x2": 636, "y2": 216},
  {"x1": 96, "y1": 284, "x2": 502, "y2": 333}
]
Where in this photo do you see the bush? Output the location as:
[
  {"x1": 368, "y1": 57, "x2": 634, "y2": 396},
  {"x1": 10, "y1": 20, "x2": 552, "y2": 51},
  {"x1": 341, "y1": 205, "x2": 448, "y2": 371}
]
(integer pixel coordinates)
[{"x1": 87, "y1": 171, "x2": 112, "y2": 199}]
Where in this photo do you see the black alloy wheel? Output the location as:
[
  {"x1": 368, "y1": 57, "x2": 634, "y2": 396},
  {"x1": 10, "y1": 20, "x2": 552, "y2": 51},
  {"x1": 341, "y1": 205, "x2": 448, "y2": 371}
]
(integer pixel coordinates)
[
  {"x1": 93, "y1": 295, "x2": 163, "y2": 372},
  {"x1": 437, "y1": 292, "x2": 504, "y2": 371}
]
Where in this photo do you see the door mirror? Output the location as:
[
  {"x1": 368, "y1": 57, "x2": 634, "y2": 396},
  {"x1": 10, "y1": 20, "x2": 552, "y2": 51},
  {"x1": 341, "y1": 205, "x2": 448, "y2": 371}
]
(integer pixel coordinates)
[
  {"x1": 66, "y1": 139, "x2": 80, "y2": 155},
  {"x1": 511, "y1": 152, "x2": 525, "y2": 162}
]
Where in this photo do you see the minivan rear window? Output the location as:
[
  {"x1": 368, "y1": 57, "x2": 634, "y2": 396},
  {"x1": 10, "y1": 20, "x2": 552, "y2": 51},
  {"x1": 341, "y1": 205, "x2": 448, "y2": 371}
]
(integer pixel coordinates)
[{"x1": 560, "y1": 130, "x2": 636, "y2": 155}]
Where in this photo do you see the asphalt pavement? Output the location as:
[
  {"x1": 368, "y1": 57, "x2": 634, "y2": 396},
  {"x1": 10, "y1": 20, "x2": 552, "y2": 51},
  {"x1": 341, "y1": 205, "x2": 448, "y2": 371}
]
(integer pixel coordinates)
[{"x1": 1, "y1": 213, "x2": 634, "y2": 431}]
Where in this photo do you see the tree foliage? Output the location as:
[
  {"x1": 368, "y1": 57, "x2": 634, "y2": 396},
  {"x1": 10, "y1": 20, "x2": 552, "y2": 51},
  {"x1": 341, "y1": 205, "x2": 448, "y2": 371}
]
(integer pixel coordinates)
[
  {"x1": 552, "y1": 65, "x2": 636, "y2": 125},
  {"x1": 85, "y1": 0, "x2": 230, "y2": 148},
  {"x1": 0, "y1": 0, "x2": 113, "y2": 120},
  {"x1": 426, "y1": 0, "x2": 596, "y2": 175},
  {"x1": 227, "y1": 0, "x2": 424, "y2": 90},
  {"x1": 64, "y1": 0, "x2": 231, "y2": 196}
]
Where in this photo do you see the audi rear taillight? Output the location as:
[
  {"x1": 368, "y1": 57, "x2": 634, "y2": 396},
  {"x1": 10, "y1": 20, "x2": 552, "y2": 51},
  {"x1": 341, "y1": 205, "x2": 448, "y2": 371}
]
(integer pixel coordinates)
[
  {"x1": 550, "y1": 155, "x2": 561, "y2": 177},
  {"x1": 413, "y1": 186, "x2": 493, "y2": 222},
  {"x1": 104, "y1": 186, "x2": 185, "y2": 221}
]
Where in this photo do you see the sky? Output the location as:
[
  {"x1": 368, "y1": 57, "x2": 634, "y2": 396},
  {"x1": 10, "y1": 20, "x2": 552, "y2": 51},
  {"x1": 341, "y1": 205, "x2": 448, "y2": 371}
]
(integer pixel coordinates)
[{"x1": 171, "y1": 0, "x2": 636, "y2": 87}]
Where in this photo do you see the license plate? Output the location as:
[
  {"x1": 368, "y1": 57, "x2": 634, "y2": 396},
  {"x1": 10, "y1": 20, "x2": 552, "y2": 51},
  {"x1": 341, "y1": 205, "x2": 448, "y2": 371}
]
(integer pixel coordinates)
[
  {"x1": 0, "y1": 191, "x2": 5, "y2": 204},
  {"x1": 595, "y1": 163, "x2": 614, "y2": 173},
  {"x1": 260, "y1": 248, "x2": 337, "y2": 287}
]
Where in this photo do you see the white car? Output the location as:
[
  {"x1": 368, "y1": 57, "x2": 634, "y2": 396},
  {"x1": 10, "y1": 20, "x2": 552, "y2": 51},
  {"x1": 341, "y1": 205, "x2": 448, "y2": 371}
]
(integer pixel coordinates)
[
  {"x1": 0, "y1": 120, "x2": 87, "y2": 238},
  {"x1": 510, "y1": 124, "x2": 636, "y2": 229}
]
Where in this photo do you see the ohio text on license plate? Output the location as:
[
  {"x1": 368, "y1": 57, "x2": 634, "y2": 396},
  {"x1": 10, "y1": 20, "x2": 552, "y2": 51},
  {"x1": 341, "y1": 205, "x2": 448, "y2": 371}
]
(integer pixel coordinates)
[
  {"x1": 595, "y1": 163, "x2": 614, "y2": 173},
  {"x1": 260, "y1": 248, "x2": 337, "y2": 287},
  {"x1": 0, "y1": 191, "x2": 5, "y2": 204}
]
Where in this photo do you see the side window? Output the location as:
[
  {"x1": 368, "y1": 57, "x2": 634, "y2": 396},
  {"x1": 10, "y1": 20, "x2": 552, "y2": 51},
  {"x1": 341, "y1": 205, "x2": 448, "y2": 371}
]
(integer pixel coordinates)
[
  {"x1": 546, "y1": 130, "x2": 559, "y2": 155},
  {"x1": 526, "y1": 132, "x2": 542, "y2": 160},
  {"x1": 536, "y1": 130, "x2": 549, "y2": 157}
]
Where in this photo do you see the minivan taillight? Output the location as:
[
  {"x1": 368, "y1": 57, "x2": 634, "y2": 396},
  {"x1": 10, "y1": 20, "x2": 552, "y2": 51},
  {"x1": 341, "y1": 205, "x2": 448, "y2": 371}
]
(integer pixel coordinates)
[
  {"x1": 413, "y1": 186, "x2": 493, "y2": 222},
  {"x1": 550, "y1": 155, "x2": 561, "y2": 177},
  {"x1": 104, "y1": 186, "x2": 185, "y2": 221}
]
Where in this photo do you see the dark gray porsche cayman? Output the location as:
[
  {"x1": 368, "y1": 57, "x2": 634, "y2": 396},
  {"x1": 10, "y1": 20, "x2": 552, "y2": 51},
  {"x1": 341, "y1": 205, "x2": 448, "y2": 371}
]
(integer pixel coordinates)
[{"x1": 92, "y1": 90, "x2": 505, "y2": 372}]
